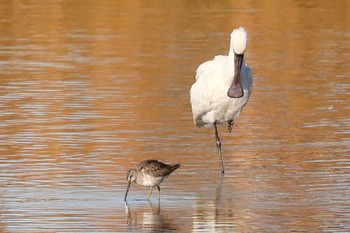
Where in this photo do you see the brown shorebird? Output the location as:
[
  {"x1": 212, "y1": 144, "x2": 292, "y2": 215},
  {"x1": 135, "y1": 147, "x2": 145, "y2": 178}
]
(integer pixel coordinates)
[{"x1": 124, "y1": 160, "x2": 181, "y2": 201}]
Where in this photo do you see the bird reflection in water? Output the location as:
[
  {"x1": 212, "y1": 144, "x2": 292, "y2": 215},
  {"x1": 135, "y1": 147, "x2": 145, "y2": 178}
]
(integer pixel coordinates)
[{"x1": 124, "y1": 200, "x2": 177, "y2": 232}]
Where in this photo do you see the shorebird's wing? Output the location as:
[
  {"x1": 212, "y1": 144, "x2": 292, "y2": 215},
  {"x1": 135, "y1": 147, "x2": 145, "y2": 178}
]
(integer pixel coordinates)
[{"x1": 140, "y1": 160, "x2": 178, "y2": 177}]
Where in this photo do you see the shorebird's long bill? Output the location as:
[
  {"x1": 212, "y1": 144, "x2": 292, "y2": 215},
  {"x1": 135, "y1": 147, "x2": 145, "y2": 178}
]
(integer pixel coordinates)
[
  {"x1": 228, "y1": 53, "x2": 244, "y2": 98},
  {"x1": 124, "y1": 182, "x2": 131, "y2": 201}
]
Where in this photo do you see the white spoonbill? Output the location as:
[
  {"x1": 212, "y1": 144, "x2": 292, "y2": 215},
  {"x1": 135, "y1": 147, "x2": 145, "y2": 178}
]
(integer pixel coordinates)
[{"x1": 190, "y1": 27, "x2": 252, "y2": 174}]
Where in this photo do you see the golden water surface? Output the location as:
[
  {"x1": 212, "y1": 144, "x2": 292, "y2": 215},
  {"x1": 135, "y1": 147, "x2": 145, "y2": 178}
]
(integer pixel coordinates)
[{"x1": 0, "y1": 0, "x2": 349, "y2": 232}]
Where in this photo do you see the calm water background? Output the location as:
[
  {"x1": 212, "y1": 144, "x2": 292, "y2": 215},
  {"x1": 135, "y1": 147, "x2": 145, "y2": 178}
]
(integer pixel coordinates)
[{"x1": 0, "y1": 1, "x2": 349, "y2": 232}]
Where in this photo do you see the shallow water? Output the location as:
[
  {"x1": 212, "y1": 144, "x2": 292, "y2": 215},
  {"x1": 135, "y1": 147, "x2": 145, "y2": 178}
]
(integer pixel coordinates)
[{"x1": 0, "y1": 0, "x2": 349, "y2": 232}]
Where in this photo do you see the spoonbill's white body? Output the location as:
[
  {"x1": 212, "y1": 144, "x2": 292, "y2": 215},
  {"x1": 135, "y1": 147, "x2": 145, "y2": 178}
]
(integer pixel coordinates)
[{"x1": 190, "y1": 27, "x2": 252, "y2": 174}]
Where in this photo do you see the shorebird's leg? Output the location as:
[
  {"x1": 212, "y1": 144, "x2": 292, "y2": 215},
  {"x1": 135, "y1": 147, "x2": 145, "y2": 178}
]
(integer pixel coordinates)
[
  {"x1": 146, "y1": 187, "x2": 153, "y2": 200},
  {"x1": 157, "y1": 186, "x2": 160, "y2": 200},
  {"x1": 214, "y1": 122, "x2": 225, "y2": 175}
]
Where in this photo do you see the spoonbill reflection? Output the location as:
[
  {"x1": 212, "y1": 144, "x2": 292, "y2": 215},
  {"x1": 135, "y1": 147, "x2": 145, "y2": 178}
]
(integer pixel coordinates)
[{"x1": 190, "y1": 27, "x2": 253, "y2": 175}]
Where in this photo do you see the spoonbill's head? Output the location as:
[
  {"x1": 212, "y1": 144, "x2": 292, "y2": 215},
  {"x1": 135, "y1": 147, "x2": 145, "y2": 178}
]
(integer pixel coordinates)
[
  {"x1": 227, "y1": 27, "x2": 248, "y2": 98},
  {"x1": 230, "y1": 27, "x2": 247, "y2": 55}
]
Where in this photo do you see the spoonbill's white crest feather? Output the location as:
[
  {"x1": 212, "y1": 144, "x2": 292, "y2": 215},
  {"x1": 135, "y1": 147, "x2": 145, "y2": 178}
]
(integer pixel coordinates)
[{"x1": 231, "y1": 27, "x2": 247, "y2": 55}]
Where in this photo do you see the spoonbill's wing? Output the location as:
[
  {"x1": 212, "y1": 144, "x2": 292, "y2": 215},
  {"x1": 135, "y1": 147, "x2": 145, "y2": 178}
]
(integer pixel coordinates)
[{"x1": 190, "y1": 56, "x2": 227, "y2": 127}]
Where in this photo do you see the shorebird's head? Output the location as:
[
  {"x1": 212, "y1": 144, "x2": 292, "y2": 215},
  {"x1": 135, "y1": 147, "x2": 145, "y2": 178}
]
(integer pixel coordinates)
[
  {"x1": 126, "y1": 169, "x2": 137, "y2": 183},
  {"x1": 124, "y1": 169, "x2": 137, "y2": 202}
]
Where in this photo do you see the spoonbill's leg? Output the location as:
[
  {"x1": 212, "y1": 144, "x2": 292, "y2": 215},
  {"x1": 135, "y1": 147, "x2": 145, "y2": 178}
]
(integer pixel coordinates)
[
  {"x1": 227, "y1": 119, "x2": 234, "y2": 133},
  {"x1": 214, "y1": 122, "x2": 225, "y2": 175}
]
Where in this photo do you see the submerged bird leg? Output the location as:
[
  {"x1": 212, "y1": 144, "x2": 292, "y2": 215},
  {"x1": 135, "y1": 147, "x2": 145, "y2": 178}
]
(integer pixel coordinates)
[
  {"x1": 157, "y1": 186, "x2": 160, "y2": 200},
  {"x1": 227, "y1": 120, "x2": 234, "y2": 133},
  {"x1": 147, "y1": 187, "x2": 153, "y2": 200},
  {"x1": 214, "y1": 122, "x2": 225, "y2": 175}
]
